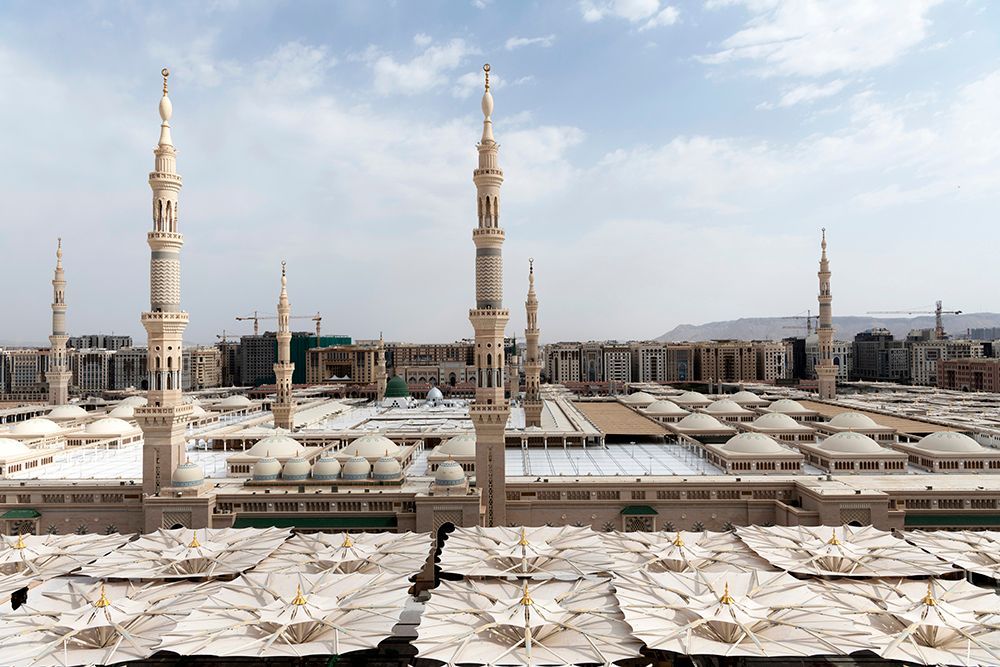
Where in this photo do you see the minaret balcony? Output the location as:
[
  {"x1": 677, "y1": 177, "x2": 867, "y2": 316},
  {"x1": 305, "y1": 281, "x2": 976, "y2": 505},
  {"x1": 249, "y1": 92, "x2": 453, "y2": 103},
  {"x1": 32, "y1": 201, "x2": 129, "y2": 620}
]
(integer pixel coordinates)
[
  {"x1": 473, "y1": 227, "x2": 505, "y2": 240},
  {"x1": 148, "y1": 171, "x2": 182, "y2": 184}
]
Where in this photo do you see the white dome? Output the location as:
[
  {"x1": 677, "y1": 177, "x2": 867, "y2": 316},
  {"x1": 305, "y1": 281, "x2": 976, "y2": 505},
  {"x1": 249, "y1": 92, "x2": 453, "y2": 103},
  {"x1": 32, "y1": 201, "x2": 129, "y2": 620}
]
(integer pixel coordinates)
[
  {"x1": 342, "y1": 456, "x2": 371, "y2": 480},
  {"x1": 917, "y1": 431, "x2": 984, "y2": 453},
  {"x1": 730, "y1": 391, "x2": 763, "y2": 405},
  {"x1": 108, "y1": 404, "x2": 136, "y2": 419},
  {"x1": 674, "y1": 413, "x2": 727, "y2": 431},
  {"x1": 119, "y1": 396, "x2": 148, "y2": 407},
  {"x1": 0, "y1": 438, "x2": 31, "y2": 457},
  {"x1": 828, "y1": 412, "x2": 879, "y2": 430},
  {"x1": 435, "y1": 459, "x2": 467, "y2": 486},
  {"x1": 311, "y1": 456, "x2": 341, "y2": 481},
  {"x1": 722, "y1": 432, "x2": 785, "y2": 454},
  {"x1": 621, "y1": 392, "x2": 656, "y2": 407},
  {"x1": 372, "y1": 455, "x2": 402, "y2": 481},
  {"x1": 673, "y1": 391, "x2": 709, "y2": 404},
  {"x1": 282, "y1": 457, "x2": 311, "y2": 481},
  {"x1": 820, "y1": 432, "x2": 884, "y2": 454},
  {"x1": 752, "y1": 413, "x2": 804, "y2": 430},
  {"x1": 252, "y1": 457, "x2": 281, "y2": 481},
  {"x1": 427, "y1": 386, "x2": 444, "y2": 401},
  {"x1": 705, "y1": 399, "x2": 747, "y2": 414},
  {"x1": 219, "y1": 395, "x2": 252, "y2": 409},
  {"x1": 85, "y1": 417, "x2": 135, "y2": 437},
  {"x1": 10, "y1": 418, "x2": 61, "y2": 435},
  {"x1": 246, "y1": 431, "x2": 305, "y2": 458},
  {"x1": 768, "y1": 399, "x2": 809, "y2": 414},
  {"x1": 47, "y1": 405, "x2": 88, "y2": 420},
  {"x1": 340, "y1": 433, "x2": 400, "y2": 458},
  {"x1": 172, "y1": 461, "x2": 205, "y2": 488},
  {"x1": 437, "y1": 433, "x2": 476, "y2": 457},
  {"x1": 644, "y1": 400, "x2": 688, "y2": 416}
]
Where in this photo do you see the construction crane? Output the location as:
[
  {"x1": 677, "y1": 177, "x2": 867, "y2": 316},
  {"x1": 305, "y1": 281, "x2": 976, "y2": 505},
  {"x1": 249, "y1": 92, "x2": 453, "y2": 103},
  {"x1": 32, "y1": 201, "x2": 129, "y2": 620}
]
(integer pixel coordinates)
[
  {"x1": 215, "y1": 330, "x2": 233, "y2": 344},
  {"x1": 867, "y1": 300, "x2": 962, "y2": 340},
  {"x1": 779, "y1": 310, "x2": 818, "y2": 336},
  {"x1": 236, "y1": 312, "x2": 323, "y2": 343}
]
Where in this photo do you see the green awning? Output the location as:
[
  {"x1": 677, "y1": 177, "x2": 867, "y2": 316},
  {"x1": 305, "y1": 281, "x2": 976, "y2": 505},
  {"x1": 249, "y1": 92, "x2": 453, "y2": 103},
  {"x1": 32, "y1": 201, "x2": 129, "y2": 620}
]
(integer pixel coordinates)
[
  {"x1": 233, "y1": 515, "x2": 398, "y2": 529},
  {"x1": 620, "y1": 505, "x2": 658, "y2": 516},
  {"x1": 1, "y1": 509, "x2": 40, "y2": 519},
  {"x1": 905, "y1": 513, "x2": 1000, "y2": 527}
]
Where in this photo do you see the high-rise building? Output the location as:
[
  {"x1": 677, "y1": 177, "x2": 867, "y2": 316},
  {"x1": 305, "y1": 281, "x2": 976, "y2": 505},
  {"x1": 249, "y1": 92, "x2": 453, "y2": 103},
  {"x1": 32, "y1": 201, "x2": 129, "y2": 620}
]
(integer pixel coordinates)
[
  {"x1": 272, "y1": 262, "x2": 295, "y2": 430},
  {"x1": 46, "y1": 239, "x2": 70, "y2": 404},
  {"x1": 816, "y1": 229, "x2": 837, "y2": 399},
  {"x1": 695, "y1": 341, "x2": 757, "y2": 383},
  {"x1": 545, "y1": 343, "x2": 582, "y2": 383},
  {"x1": 911, "y1": 339, "x2": 983, "y2": 386},
  {"x1": 69, "y1": 348, "x2": 114, "y2": 392},
  {"x1": 182, "y1": 346, "x2": 221, "y2": 391},
  {"x1": 67, "y1": 335, "x2": 133, "y2": 351},
  {"x1": 134, "y1": 69, "x2": 194, "y2": 501},
  {"x1": 852, "y1": 329, "x2": 911, "y2": 382},
  {"x1": 216, "y1": 340, "x2": 240, "y2": 387},
  {"x1": 238, "y1": 334, "x2": 277, "y2": 387},
  {"x1": 469, "y1": 64, "x2": 509, "y2": 527},
  {"x1": 523, "y1": 260, "x2": 542, "y2": 427},
  {"x1": 112, "y1": 346, "x2": 149, "y2": 390},
  {"x1": 602, "y1": 343, "x2": 632, "y2": 385},
  {"x1": 754, "y1": 341, "x2": 789, "y2": 382}
]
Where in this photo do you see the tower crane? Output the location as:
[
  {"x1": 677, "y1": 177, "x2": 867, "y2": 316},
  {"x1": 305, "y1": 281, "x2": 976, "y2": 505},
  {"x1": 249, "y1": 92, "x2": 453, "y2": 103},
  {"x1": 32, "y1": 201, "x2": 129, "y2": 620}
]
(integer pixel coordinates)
[
  {"x1": 779, "y1": 310, "x2": 818, "y2": 336},
  {"x1": 867, "y1": 300, "x2": 961, "y2": 340},
  {"x1": 236, "y1": 312, "x2": 323, "y2": 343}
]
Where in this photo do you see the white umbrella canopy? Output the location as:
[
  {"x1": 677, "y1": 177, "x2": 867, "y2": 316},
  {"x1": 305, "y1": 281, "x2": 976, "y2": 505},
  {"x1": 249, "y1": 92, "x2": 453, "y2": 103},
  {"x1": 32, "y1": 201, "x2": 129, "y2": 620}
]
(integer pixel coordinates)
[
  {"x1": 0, "y1": 576, "x2": 213, "y2": 667},
  {"x1": 614, "y1": 569, "x2": 875, "y2": 659},
  {"x1": 0, "y1": 533, "x2": 130, "y2": 601},
  {"x1": 254, "y1": 531, "x2": 432, "y2": 575},
  {"x1": 414, "y1": 576, "x2": 643, "y2": 666},
  {"x1": 819, "y1": 578, "x2": 1000, "y2": 666},
  {"x1": 600, "y1": 530, "x2": 776, "y2": 574},
  {"x1": 79, "y1": 527, "x2": 291, "y2": 579},
  {"x1": 439, "y1": 526, "x2": 612, "y2": 578},
  {"x1": 905, "y1": 530, "x2": 1000, "y2": 578},
  {"x1": 157, "y1": 571, "x2": 412, "y2": 659},
  {"x1": 736, "y1": 524, "x2": 954, "y2": 577}
]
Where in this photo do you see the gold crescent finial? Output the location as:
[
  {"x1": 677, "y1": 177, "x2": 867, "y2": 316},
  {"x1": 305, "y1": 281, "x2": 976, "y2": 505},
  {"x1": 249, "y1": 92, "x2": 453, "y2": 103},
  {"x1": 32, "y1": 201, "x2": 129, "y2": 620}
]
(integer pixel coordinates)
[
  {"x1": 13, "y1": 533, "x2": 26, "y2": 550},
  {"x1": 520, "y1": 580, "x2": 533, "y2": 606},
  {"x1": 828, "y1": 529, "x2": 840, "y2": 545},
  {"x1": 720, "y1": 581, "x2": 735, "y2": 605},
  {"x1": 291, "y1": 583, "x2": 308, "y2": 606},
  {"x1": 94, "y1": 583, "x2": 111, "y2": 608},
  {"x1": 161, "y1": 68, "x2": 170, "y2": 95},
  {"x1": 672, "y1": 531, "x2": 684, "y2": 547},
  {"x1": 923, "y1": 580, "x2": 937, "y2": 606},
  {"x1": 483, "y1": 63, "x2": 490, "y2": 91},
  {"x1": 518, "y1": 526, "x2": 529, "y2": 546},
  {"x1": 341, "y1": 533, "x2": 354, "y2": 548}
]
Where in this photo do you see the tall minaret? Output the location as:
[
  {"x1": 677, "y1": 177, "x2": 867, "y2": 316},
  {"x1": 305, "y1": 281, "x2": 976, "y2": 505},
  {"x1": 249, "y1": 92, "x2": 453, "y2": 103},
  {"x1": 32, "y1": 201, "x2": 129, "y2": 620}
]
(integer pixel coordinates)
[
  {"x1": 46, "y1": 238, "x2": 71, "y2": 405},
  {"x1": 523, "y1": 259, "x2": 543, "y2": 427},
  {"x1": 136, "y1": 69, "x2": 193, "y2": 498},
  {"x1": 273, "y1": 261, "x2": 295, "y2": 430},
  {"x1": 816, "y1": 228, "x2": 837, "y2": 400},
  {"x1": 469, "y1": 64, "x2": 510, "y2": 527},
  {"x1": 375, "y1": 333, "x2": 387, "y2": 402}
]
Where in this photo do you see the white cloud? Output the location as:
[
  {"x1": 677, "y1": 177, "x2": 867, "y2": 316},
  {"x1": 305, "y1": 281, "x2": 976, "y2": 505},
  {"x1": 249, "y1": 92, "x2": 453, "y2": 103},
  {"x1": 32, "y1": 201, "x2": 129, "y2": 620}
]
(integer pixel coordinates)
[
  {"x1": 639, "y1": 5, "x2": 679, "y2": 30},
  {"x1": 253, "y1": 42, "x2": 335, "y2": 94},
  {"x1": 580, "y1": 0, "x2": 678, "y2": 26},
  {"x1": 504, "y1": 34, "x2": 556, "y2": 50},
  {"x1": 370, "y1": 38, "x2": 479, "y2": 95},
  {"x1": 757, "y1": 79, "x2": 848, "y2": 109},
  {"x1": 413, "y1": 33, "x2": 433, "y2": 47},
  {"x1": 702, "y1": 0, "x2": 942, "y2": 77}
]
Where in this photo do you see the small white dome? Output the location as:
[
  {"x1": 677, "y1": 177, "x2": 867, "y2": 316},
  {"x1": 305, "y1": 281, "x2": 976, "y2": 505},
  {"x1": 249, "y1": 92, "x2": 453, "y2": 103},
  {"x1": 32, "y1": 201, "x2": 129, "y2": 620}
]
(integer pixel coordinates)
[
  {"x1": 730, "y1": 391, "x2": 763, "y2": 405},
  {"x1": 674, "y1": 413, "x2": 728, "y2": 431},
  {"x1": 108, "y1": 404, "x2": 136, "y2": 419},
  {"x1": 723, "y1": 432, "x2": 785, "y2": 454},
  {"x1": 435, "y1": 459, "x2": 467, "y2": 486},
  {"x1": 172, "y1": 461, "x2": 205, "y2": 488},
  {"x1": 620, "y1": 391, "x2": 656, "y2": 407},
  {"x1": 672, "y1": 391, "x2": 710, "y2": 405},
  {"x1": 768, "y1": 399, "x2": 809, "y2": 414},
  {"x1": 820, "y1": 432, "x2": 884, "y2": 454},
  {"x1": 644, "y1": 400, "x2": 688, "y2": 416},
  {"x1": 85, "y1": 417, "x2": 135, "y2": 437},
  {"x1": 10, "y1": 418, "x2": 61, "y2": 435},
  {"x1": 828, "y1": 412, "x2": 879, "y2": 430},
  {"x1": 246, "y1": 431, "x2": 304, "y2": 458},
  {"x1": 342, "y1": 456, "x2": 371, "y2": 480},
  {"x1": 252, "y1": 457, "x2": 281, "y2": 481},
  {"x1": 47, "y1": 405, "x2": 88, "y2": 420},
  {"x1": 0, "y1": 438, "x2": 31, "y2": 457},
  {"x1": 311, "y1": 456, "x2": 341, "y2": 481},
  {"x1": 282, "y1": 457, "x2": 311, "y2": 481},
  {"x1": 437, "y1": 433, "x2": 476, "y2": 457},
  {"x1": 917, "y1": 431, "x2": 984, "y2": 453},
  {"x1": 372, "y1": 455, "x2": 402, "y2": 481},
  {"x1": 427, "y1": 386, "x2": 444, "y2": 401},
  {"x1": 340, "y1": 433, "x2": 400, "y2": 458},
  {"x1": 752, "y1": 413, "x2": 804, "y2": 431},
  {"x1": 119, "y1": 396, "x2": 148, "y2": 407},
  {"x1": 219, "y1": 395, "x2": 252, "y2": 409},
  {"x1": 705, "y1": 399, "x2": 747, "y2": 414}
]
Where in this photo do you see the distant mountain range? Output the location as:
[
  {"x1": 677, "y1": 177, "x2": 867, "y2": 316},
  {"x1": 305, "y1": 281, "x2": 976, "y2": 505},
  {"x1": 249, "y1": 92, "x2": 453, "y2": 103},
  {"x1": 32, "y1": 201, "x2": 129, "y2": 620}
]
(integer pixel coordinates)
[{"x1": 657, "y1": 312, "x2": 1000, "y2": 343}]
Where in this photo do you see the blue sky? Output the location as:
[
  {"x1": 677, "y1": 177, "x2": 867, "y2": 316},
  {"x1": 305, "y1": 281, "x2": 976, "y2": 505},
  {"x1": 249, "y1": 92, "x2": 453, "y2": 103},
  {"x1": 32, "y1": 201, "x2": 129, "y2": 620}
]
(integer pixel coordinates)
[{"x1": 2, "y1": 0, "x2": 999, "y2": 345}]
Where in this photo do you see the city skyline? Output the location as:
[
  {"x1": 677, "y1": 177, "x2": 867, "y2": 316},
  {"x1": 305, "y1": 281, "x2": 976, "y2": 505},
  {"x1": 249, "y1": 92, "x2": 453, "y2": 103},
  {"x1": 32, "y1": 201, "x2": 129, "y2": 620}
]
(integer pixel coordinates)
[{"x1": 2, "y1": 1, "x2": 999, "y2": 344}]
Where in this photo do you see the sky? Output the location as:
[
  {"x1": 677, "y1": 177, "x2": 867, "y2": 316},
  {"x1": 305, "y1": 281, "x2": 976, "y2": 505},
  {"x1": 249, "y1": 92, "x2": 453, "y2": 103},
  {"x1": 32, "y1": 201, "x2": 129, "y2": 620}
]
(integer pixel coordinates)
[{"x1": 1, "y1": 0, "x2": 999, "y2": 345}]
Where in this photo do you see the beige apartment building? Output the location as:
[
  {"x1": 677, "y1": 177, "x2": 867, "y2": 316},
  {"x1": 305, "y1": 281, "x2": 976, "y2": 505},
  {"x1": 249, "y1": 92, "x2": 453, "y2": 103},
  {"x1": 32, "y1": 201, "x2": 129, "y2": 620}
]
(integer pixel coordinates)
[
  {"x1": 183, "y1": 346, "x2": 222, "y2": 390},
  {"x1": 306, "y1": 343, "x2": 380, "y2": 384}
]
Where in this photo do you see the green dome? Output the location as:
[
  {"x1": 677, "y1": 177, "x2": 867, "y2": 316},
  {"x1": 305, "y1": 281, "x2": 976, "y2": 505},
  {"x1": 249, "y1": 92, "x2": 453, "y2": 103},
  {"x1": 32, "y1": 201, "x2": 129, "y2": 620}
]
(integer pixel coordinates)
[{"x1": 385, "y1": 376, "x2": 410, "y2": 398}]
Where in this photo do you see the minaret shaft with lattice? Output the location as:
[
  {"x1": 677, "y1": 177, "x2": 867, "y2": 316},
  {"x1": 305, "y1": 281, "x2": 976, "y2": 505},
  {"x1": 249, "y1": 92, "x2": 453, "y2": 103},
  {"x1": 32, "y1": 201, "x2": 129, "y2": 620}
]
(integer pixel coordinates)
[
  {"x1": 273, "y1": 262, "x2": 295, "y2": 430},
  {"x1": 523, "y1": 260, "x2": 542, "y2": 427},
  {"x1": 47, "y1": 239, "x2": 70, "y2": 405},
  {"x1": 817, "y1": 229, "x2": 837, "y2": 400}
]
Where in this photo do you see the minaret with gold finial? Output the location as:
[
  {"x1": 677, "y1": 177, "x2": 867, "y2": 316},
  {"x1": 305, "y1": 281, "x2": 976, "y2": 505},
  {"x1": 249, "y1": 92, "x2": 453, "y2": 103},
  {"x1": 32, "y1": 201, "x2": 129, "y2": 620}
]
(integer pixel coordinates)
[
  {"x1": 46, "y1": 238, "x2": 71, "y2": 405},
  {"x1": 817, "y1": 228, "x2": 837, "y2": 400},
  {"x1": 375, "y1": 332, "x2": 387, "y2": 402},
  {"x1": 136, "y1": 68, "x2": 193, "y2": 500},
  {"x1": 523, "y1": 259, "x2": 542, "y2": 427},
  {"x1": 273, "y1": 261, "x2": 295, "y2": 430},
  {"x1": 469, "y1": 64, "x2": 510, "y2": 527}
]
